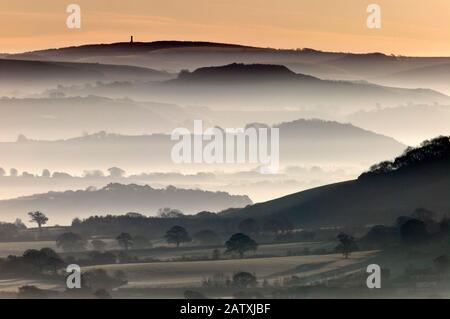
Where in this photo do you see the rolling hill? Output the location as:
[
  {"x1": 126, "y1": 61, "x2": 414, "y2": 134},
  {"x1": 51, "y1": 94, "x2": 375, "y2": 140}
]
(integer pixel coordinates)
[
  {"x1": 56, "y1": 63, "x2": 450, "y2": 111},
  {"x1": 0, "y1": 59, "x2": 173, "y2": 94},
  {"x1": 7, "y1": 40, "x2": 450, "y2": 94},
  {"x1": 0, "y1": 119, "x2": 405, "y2": 172},
  {"x1": 223, "y1": 136, "x2": 450, "y2": 227},
  {"x1": 0, "y1": 183, "x2": 252, "y2": 225}
]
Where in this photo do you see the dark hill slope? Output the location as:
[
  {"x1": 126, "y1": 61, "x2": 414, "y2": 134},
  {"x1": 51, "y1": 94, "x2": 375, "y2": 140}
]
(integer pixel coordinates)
[{"x1": 223, "y1": 136, "x2": 450, "y2": 227}]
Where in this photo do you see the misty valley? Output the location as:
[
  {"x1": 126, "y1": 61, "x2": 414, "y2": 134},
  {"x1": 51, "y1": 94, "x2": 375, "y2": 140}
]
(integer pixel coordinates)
[{"x1": 0, "y1": 39, "x2": 450, "y2": 301}]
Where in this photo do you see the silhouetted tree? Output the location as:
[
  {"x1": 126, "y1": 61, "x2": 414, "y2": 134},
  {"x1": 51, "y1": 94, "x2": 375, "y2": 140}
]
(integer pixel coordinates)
[
  {"x1": 22, "y1": 248, "x2": 64, "y2": 274},
  {"x1": 28, "y1": 211, "x2": 48, "y2": 235},
  {"x1": 336, "y1": 232, "x2": 358, "y2": 259},
  {"x1": 165, "y1": 226, "x2": 191, "y2": 247},
  {"x1": 71, "y1": 217, "x2": 82, "y2": 226},
  {"x1": 116, "y1": 233, "x2": 133, "y2": 250},
  {"x1": 232, "y1": 272, "x2": 257, "y2": 288},
  {"x1": 225, "y1": 233, "x2": 257, "y2": 258},
  {"x1": 56, "y1": 232, "x2": 86, "y2": 252}
]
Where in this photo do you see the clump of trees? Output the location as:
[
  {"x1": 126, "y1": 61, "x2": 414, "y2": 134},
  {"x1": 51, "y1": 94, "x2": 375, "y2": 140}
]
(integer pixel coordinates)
[
  {"x1": 335, "y1": 233, "x2": 358, "y2": 259},
  {"x1": 64, "y1": 268, "x2": 127, "y2": 299},
  {"x1": 361, "y1": 136, "x2": 450, "y2": 178},
  {"x1": 0, "y1": 248, "x2": 64, "y2": 276},
  {"x1": 225, "y1": 233, "x2": 258, "y2": 258},
  {"x1": 165, "y1": 226, "x2": 191, "y2": 247},
  {"x1": 360, "y1": 207, "x2": 450, "y2": 252},
  {"x1": 114, "y1": 233, "x2": 152, "y2": 250},
  {"x1": 56, "y1": 232, "x2": 87, "y2": 252},
  {"x1": 0, "y1": 220, "x2": 26, "y2": 240},
  {"x1": 116, "y1": 232, "x2": 133, "y2": 250},
  {"x1": 232, "y1": 272, "x2": 257, "y2": 288}
]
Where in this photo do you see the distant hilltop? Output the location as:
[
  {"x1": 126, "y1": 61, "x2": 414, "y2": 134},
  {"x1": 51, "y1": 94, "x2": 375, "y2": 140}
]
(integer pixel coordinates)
[
  {"x1": 15, "y1": 40, "x2": 256, "y2": 56},
  {"x1": 176, "y1": 63, "x2": 309, "y2": 82},
  {"x1": 0, "y1": 183, "x2": 253, "y2": 225}
]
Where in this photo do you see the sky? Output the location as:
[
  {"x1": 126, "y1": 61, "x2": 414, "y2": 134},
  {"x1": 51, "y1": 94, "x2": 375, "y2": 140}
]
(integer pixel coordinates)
[{"x1": 1, "y1": 0, "x2": 450, "y2": 56}]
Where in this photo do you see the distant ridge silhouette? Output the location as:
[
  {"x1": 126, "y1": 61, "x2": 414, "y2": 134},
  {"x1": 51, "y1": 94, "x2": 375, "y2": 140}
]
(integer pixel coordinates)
[{"x1": 176, "y1": 63, "x2": 314, "y2": 82}]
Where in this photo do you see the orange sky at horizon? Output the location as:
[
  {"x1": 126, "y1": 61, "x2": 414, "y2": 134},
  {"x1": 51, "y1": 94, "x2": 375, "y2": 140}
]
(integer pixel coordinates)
[{"x1": 2, "y1": 0, "x2": 450, "y2": 56}]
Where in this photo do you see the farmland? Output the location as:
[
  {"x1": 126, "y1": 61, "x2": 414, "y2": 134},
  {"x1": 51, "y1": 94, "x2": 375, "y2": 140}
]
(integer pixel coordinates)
[{"x1": 85, "y1": 250, "x2": 376, "y2": 289}]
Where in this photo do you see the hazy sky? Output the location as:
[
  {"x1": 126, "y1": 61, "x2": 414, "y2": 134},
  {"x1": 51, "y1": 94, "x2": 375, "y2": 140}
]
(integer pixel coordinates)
[{"x1": 2, "y1": 0, "x2": 450, "y2": 55}]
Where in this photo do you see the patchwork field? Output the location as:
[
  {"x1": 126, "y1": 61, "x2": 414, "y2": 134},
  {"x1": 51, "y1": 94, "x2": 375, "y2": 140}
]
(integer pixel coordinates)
[
  {"x1": 0, "y1": 237, "x2": 377, "y2": 297},
  {"x1": 84, "y1": 251, "x2": 377, "y2": 289}
]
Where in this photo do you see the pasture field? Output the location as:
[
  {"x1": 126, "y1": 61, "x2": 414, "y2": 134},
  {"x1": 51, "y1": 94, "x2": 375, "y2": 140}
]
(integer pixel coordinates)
[
  {"x1": 0, "y1": 239, "x2": 376, "y2": 297},
  {"x1": 0, "y1": 238, "x2": 335, "y2": 260},
  {"x1": 0, "y1": 278, "x2": 63, "y2": 293},
  {"x1": 123, "y1": 241, "x2": 335, "y2": 261},
  {"x1": 0, "y1": 241, "x2": 58, "y2": 257},
  {"x1": 84, "y1": 251, "x2": 377, "y2": 289},
  {"x1": 0, "y1": 239, "x2": 120, "y2": 257}
]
